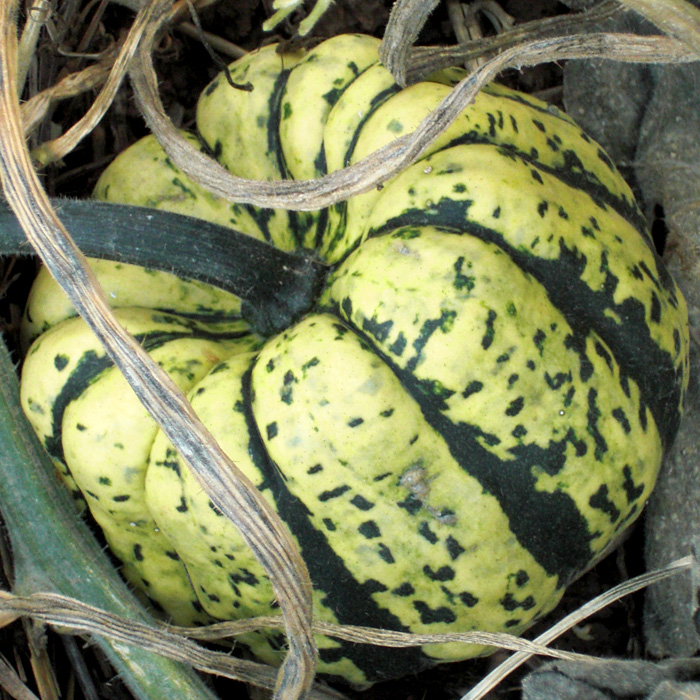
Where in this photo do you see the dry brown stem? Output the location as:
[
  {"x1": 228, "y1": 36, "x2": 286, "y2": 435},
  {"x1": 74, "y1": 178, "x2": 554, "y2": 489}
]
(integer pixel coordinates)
[
  {"x1": 29, "y1": 0, "x2": 157, "y2": 167},
  {"x1": 0, "y1": 2, "x2": 317, "y2": 699},
  {"x1": 0, "y1": 589, "x2": 588, "y2": 675},
  {"x1": 398, "y1": 0, "x2": 625, "y2": 83},
  {"x1": 177, "y1": 617, "x2": 587, "y2": 660},
  {"x1": 461, "y1": 556, "x2": 693, "y2": 700},
  {"x1": 0, "y1": 591, "x2": 339, "y2": 700},
  {"x1": 21, "y1": 50, "x2": 114, "y2": 137},
  {"x1": 618, "y1": 0, "x2": 700, "y2": 58},
  {"x1": 0, "y1": 654, "x2": 41, "y2": 700},
  {"x1": 16, "y1": 0, "x2": 52, "y2": 93},
  {"x1": 379, "y1": 0, "x2": 440, "y2": 85},
  {"x1": 0, "y1": 555, "x2": 690, "y2": 700},
  {"x1": 176, "y1": 21, "x2": 246, "y2": 58}
]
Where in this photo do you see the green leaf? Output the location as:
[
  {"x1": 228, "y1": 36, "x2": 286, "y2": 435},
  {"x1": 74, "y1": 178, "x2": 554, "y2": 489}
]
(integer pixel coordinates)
[{"x1": 0, "y1": 339, "x2": 220, "y2": 700}]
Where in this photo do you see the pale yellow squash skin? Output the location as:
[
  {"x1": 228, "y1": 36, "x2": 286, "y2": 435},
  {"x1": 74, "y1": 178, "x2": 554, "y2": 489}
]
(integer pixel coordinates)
[
  {"x1": 322, "y1": 77, "x2": 647, "y2": 263},
  {"x1": 20, "y1": 34, "x2": 689, "y2": 686},
  {"x1": 144, "y1": 312, "x2": 558, "y2": 676},
  {"x1": 20, "y1": 307, "x2": 257, "y2": 625},
  {"x1": 21, "y1": 259, "x2": 245, "y2": 350},
  {"x1": 323, "y1": 225, "x2": 662, "y2": 555},
  {"x1": 196, "y1": 44, "x2": 301, "y2": 182},
  {"x1": 278, "y1": 34, "x2": 381, "y2": 182},
  {"x1": 250, "y1": 313, "x2": 562, "y2": 659},
  {"x1": 196, "y1": 43, "x2": 304, "y2": 253},
  {"x1": 323, "y1": 62, "x2": 399, "y2": 176},
  {"x1": 92, "y1": 132, "x2": 266, "y2": 240},
  {"x1": 359, "y1": 143, "x2": 684, "y2": 370}
]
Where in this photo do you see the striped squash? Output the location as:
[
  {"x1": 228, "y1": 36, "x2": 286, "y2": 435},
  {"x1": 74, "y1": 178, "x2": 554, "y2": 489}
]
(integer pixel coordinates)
[{"x1": 20, "y1": 34, "x2": 689, "y2": 685}]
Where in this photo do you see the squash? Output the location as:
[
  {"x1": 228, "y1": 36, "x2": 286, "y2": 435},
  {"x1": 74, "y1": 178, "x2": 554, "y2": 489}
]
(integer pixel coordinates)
[{"x1": 19, "y1": 34, "x2": 689, "y2": 685}]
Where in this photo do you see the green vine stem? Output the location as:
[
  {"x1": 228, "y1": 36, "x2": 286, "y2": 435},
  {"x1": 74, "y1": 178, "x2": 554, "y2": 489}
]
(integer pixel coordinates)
[{"x1": 0, "y1": 338, "x2": 220, "y2": 700}]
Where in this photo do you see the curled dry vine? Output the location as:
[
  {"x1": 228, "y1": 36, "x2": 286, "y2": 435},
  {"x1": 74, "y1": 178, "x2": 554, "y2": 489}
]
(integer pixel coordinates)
[
  {"x1": 0, "y1": 1, "x2": 316, "y2": 699},
  {"x1": 129, "y1": 5, "x2": 697, "y2": 213},
  {"x1": 1, "y1": 1, "x2": 700, "y2": 699},
  {"x1": 21, "y1": 50, "x2": 115, "y2": 138},
  {"x1": 616, "y1": 0, "x2": 700, "y2": 57},
  {"x1": 0, "y1": 590, "x2": 590, "y2": 667},
  {"x1": 389, "y1": 0, "x2": 626, "y2": 83},
  {"x1": 27, "y1": 0, "x2": 157, "y2": 168},
  {"x1": 0, "y1": 591, "x2": 342, "y2": 700},
  {"x1": 461, "y1": 556, "x2": 694, "y2": 700},
  {"x1": 0, "y1": 558, "x2": 691, "y2": 699}
]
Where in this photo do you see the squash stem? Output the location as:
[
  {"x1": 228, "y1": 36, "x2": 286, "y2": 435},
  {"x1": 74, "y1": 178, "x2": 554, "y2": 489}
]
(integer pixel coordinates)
[{"x1": 0, "y1": 197, "x2": 329, "y2": 336}]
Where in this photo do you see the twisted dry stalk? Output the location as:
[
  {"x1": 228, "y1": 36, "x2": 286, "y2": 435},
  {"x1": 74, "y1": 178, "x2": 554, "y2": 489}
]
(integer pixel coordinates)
[
  {"x1": 0, "y1": 591, "x2": 343, "y2": 700},
  {"x1": 0, "y1": 557, "x2": 691, "y2": 697},
  {"x1": 0, "y1": 591, "x2": 589, "y2": 668},
  {"x1": 0, "y1": 1, "x2": 316, "y2": 699},
  {"x1": 459, "y1": 556, "x2": 694, "y2": 700},
  {"x1": 130, "y1": 9, "x2": 697, "y2": 214},
  {"x1": 393, "y1": 0, "x2": 625, "y2": 83},
  {"x1": 21, "y1": 52, "x2": 114, "y2": 138},
  {"x1": 28, "y1": 0, "x2": 152, "y2": 168},
  {"x1": 617, "y1": 0, "x2": 700, "y2": 57}
]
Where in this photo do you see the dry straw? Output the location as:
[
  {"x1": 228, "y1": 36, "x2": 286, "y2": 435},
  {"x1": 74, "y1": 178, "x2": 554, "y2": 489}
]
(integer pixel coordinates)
[{"x1": 0, "y1": 0, "x2": 699, "y2": 699}]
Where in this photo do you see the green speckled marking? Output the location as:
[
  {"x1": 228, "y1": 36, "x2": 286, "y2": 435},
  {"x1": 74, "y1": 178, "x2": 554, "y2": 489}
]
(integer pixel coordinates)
[{"x1": 387, "y1": 119, "x2": 403, "y2": 133}]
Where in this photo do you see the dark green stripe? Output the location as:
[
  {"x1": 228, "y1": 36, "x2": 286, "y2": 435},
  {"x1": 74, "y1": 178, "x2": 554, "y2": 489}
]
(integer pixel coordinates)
[
  {"x1": 367, "y1": 204, "x2": 683, "y2": 451},
  {"x1": 311, "y1": 201, "x2": 329, "y2": 252},
  {"x1": 320, "y1": 82, "x2": 402, "y2": 261},
  {"x1": 425, "y1": 134, "x2": 647, "y2": 235},
  {"x1": 329, "y1": 127, "x2": 647, "y2": 270},
  {"x1": 267, "y1": 71, "x2": 328, "y2": 250},
  {"x1": 45, "y1": 327, "x2": 250, "y2": 465},
  {"x1": 266, "y1": 67, "x2": 309, "y2": 248},
  {"x1": 243, "y1": 361, "x2": 434, "y2": 682},
  {"x1": 484, "y1": 87, "x2": 577, "y2": 126},
  {"x1": 267, "y1": 69, "x2": 293, "y2": 181},
  {"x1": 151, "y1": 309, "x2": 243, "y2": 324},
  {"x1": 240, "y1": 202, "x2": 275, "y2": 245},
  {"x1": 342, "y1": 82, "x2": 403, "y2": 169},
  {"x1": 324, "y1": 307, "x2": 595, "y2": 585}
]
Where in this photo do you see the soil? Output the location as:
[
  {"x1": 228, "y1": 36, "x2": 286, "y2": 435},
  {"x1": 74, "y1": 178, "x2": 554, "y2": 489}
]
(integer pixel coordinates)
[{"x1": 0, "y1": 1, "x2": 665, "y2": 699}]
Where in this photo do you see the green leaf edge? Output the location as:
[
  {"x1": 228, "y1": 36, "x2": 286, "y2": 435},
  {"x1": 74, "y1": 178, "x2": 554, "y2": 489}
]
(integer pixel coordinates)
[{"x1": 0, "y1": 338, "x2": 220, "y2": 700}]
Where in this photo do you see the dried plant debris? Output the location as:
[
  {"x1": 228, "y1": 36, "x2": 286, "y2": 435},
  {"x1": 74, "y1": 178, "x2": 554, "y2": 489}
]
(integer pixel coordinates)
[
  {"x1": 559, "y1": 0, "x2": 604, "y2": 9},
  {"x1": 645, "y1": 343, "x2": 700, "y2": 659},
  {"x1": 522, "y1": 658, "x2": 700, "y2": 700}
]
